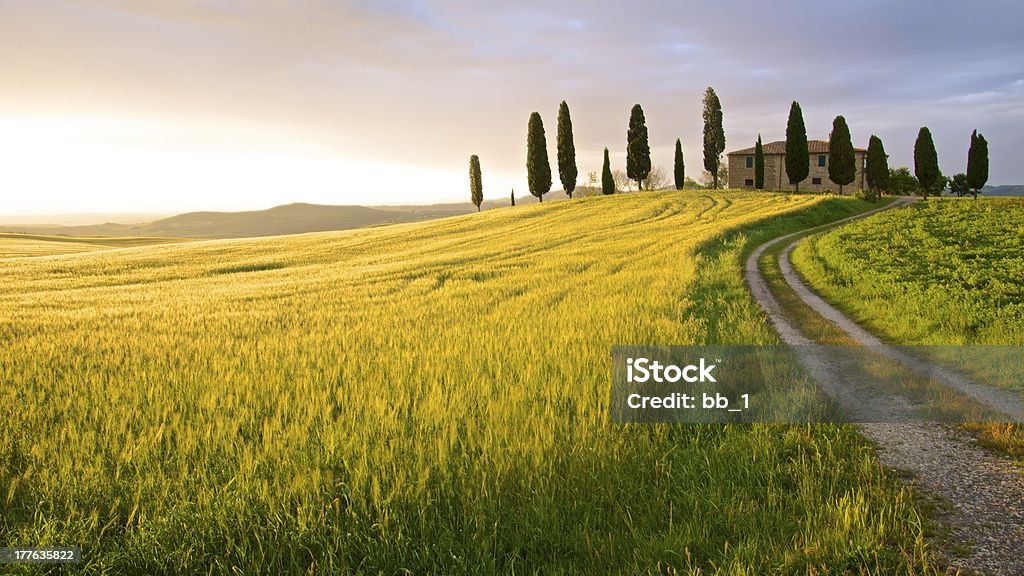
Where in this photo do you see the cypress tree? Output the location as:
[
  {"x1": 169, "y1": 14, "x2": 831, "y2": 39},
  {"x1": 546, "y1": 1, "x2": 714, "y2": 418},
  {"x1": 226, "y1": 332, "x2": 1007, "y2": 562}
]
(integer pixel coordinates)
[
  {"x1": 967, "y1": 129, "x2": 989, "y2": 200},
  {"x1": 526, "y1": 112, "x2": 552, "y2": 203},
  {"x1": 511, "y1": 189, "x2": 515, "y2": 207},
  {"x1": 557, "y1": 101, "x2": 578, "y2": 198},
  {"x1": 673, "y1": 138, "x2": 685, "y2": 190},
  {"x1": 468, "y1": 154, "x2": 483, "y2": 212},
  {"x1": 626, "y1": 104, "x2": 651, "y2": 191},
  {"x1": 785, "y1": 101, "x2": 809, "y2": 192},
  {"x1": 828, "y1": 115, "x2": 855, "y2": 194},
  {"x1": 702, "y1": 87, "x2": 725, "y2": 189},
  {"x1": 601, "y1": 148, "x2": 615, "y2": 195},
  {"x1": 914, "y1": 127, "x2": 939, "y2": 200},
  {"x1": 754, "y1": 135, "x2": 764, "y2": 190},
  {"x1": 866, "y1": 135, "x2": 889, "y2": 196}
]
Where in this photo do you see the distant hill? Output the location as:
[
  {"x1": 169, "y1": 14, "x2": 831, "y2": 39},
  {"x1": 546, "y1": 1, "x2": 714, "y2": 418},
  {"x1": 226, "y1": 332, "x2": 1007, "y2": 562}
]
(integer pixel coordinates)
[
  {"x1": 0, "y1": 202, "x2": 484, "y2": 239},
  {"x1": 981, "y1": 185, "x2": 1024, "y2": 196}
]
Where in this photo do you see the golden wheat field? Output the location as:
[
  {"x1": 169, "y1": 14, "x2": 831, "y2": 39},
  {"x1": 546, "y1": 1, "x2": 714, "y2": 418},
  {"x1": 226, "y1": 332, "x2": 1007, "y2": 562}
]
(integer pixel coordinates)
[
  {"x1": 0, "y1": 191, "x2": 939, "y2": 574},
  {"x1": 0, "y1": 234, "x2": 184, "y2": 258}
]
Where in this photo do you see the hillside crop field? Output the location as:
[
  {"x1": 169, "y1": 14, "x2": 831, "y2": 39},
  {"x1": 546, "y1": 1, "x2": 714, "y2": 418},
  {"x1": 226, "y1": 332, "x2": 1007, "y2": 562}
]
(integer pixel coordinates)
[
  {"x1": 1, "y1": 191, "x2": 939, "y2": 574},
  {"x1": 0, "y1": 233, "x2": 186, "y2": 258},
  {"x1": 791, "y1": 198, "x2": 1024, "y2": 346}
]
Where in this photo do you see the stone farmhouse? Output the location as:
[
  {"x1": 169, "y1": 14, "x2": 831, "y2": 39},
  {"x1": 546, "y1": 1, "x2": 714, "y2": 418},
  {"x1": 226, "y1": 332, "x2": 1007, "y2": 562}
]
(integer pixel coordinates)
[{"x1": 726, "y1": 140, "x2": 867, "y2": 192}]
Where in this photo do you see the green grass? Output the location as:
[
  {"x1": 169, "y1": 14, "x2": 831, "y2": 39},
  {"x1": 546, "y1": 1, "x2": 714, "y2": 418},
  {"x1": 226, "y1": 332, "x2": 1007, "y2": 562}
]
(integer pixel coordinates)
[
  {"x1": 791, "y1": 198, "x2": 1024, "y2": 345},
  {"x1": 0, "y1": 191, "x2": 940, "y2": 574},
  {"x1": 790, "y1": 198, "x2": 1024, "y2": 393},
  {"x1": 757, "y1": 213, "x2": 1006, "y2": 427}
]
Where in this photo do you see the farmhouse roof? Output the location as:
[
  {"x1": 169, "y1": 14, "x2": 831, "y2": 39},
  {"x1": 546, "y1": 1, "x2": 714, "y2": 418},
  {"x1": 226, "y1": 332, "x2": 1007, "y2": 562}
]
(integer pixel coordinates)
[{"x1": 727, "y1": 140, "x2": 866, "y2": 155}]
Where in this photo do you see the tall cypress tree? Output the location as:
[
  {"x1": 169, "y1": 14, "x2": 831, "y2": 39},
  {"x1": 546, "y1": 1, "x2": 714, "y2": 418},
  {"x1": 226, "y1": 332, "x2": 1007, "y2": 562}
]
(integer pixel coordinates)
[
  {"x1": 526, "y1": 112, "x2": 552, "y2": 203},
  {"x1": 785, "y1": 101, "x2": 809, "y2": 192},
  {"x1": 828, "y1": 115, "x2": 856, "y2": 194},
  {"x1": 601, "y1": 148, "x2": 614, "y2": 195},
  {"x1": 866, "y1": 135, "x2": 889, "y2": 196},
  {"x1": 468, "y1": 154, "x2": 483, "y2": 211},
  {"x1": 914, "y1": 127, "x2": 939, "y2": 200},
  {"x1": 702, "y1": 87, "x2": 725, "y2": 189},
  {"x1": 673, "y1": 138, "x2": 685, "y2": 190},
  {"x1": 754, "y1": 135, "x2": 764, "y2": 190},
  {"x1": 626, "y1": 104, "x2": 651, "y2": 191},
  {"x1": 557, "y1": 101, "x2": 578, "y2": 198},
  {"x1": 966, "y1": 129, "x2": 989, "y2": 200}
]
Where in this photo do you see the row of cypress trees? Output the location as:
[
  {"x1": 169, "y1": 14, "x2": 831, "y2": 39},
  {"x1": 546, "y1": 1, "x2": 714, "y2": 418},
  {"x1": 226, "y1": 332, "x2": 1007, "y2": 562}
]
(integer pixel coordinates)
[
  {"x1": 761, "y1": 101, "x2": 989, "y2": 199},
  {"x1": 533, "y1": 102, "x2": 655, "y2": 201},
  {"x1": 471, "y1": 88, "x2": 729, "y2": 207},
  {"x1": 469, "y1": 96, "x2": 990, "y2": 209},
  {"x1": 909, "y1": 127, "x2": 989, "y2": 200},
  {"x1": 779, "y1": 102, "x2": 860, "y2": 194},
  {"x1": 525, "y1": 102, "x2": 584, "y2": 203},
  {"x1": 773, "y1": 103, "x2": 878, "y2": 195}
]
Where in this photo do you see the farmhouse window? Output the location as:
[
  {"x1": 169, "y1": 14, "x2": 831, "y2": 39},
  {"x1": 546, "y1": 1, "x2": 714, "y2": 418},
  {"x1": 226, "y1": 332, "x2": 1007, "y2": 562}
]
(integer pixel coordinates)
[
  {"x1": 812, "y1": 177, "x2": 822, "y2": 185},
  {"x1": 818, "y1": 155, "x2": 826, "y2": 167},
  {"x1": 746, "y1": 156, "x2": 753, "y2": 168}
]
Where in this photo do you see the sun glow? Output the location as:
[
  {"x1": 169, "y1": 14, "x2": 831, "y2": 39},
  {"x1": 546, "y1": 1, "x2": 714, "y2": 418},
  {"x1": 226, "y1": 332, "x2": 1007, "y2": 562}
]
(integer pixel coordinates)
[{"x1": 0, "y1": 115, "x2": 475, "y2": 215}]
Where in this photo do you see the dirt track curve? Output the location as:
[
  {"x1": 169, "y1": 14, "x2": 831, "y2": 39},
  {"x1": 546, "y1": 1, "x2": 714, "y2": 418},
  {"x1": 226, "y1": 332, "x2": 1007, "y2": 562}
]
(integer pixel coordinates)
[{"x1": 745, "y1": 198, "x2": 1024, "y2": 576}]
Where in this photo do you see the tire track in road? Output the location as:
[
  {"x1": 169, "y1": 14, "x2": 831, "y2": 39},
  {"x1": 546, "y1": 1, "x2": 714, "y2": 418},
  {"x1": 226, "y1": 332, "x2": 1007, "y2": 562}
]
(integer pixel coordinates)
[{"x1": 745, "y1": 197, "x2": 1024, "y2": 576}]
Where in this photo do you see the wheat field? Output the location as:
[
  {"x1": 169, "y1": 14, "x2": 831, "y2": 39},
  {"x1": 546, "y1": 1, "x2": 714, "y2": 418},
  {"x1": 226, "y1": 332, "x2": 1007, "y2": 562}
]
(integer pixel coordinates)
[
  {"x1": 0, "y1": 234, "x2": 184, "y2": 258},
  {"x1": 0, "y1": 191, "x2": 938, "y2": 574}
]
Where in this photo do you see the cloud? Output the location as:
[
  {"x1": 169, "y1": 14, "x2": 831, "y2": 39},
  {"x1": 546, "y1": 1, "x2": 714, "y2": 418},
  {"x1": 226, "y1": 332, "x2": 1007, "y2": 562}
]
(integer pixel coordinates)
[{"x1": 1, "y1": 0, "x2": 1023, "y2": 211}]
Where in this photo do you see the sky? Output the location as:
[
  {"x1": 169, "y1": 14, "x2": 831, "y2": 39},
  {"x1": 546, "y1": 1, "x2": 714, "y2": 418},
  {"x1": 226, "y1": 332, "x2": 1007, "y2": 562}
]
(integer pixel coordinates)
[{"x1": 1, "y1": 0, "x2": 1023, "y2": 216}]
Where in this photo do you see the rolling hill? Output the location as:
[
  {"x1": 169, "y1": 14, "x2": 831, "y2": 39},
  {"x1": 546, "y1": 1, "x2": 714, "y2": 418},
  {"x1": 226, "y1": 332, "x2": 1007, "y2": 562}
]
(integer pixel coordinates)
[
  {"x1": 982, "y1": 184, "x2": 1024, "y2": 196},
  {"x1": 0, "y1": 232, "x2": 187, "y2": 258},
  {"x1": 0, "y1": 201, "x2": 482, "y2": 238},
  {"x1": 0, "y1": 191, "x2": 935, "y2": 574}
]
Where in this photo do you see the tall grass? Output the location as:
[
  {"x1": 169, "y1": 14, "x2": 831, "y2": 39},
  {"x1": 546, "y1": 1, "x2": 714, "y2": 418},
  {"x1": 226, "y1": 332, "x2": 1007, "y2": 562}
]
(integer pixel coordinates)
[{"x1": 1, "y1": 191, "x2": 937, "y2": 574}]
